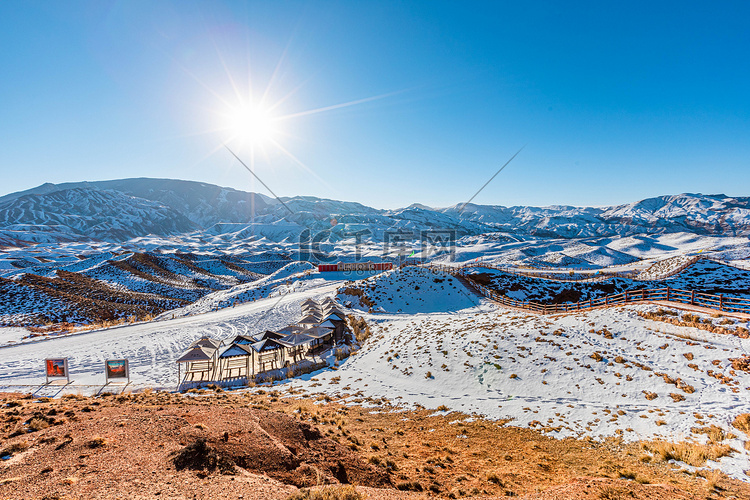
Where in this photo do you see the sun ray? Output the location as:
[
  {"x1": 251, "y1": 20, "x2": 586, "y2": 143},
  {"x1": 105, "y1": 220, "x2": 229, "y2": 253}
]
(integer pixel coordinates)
[
  {"x1": 212, "y1": 37, "x2": 245, "y2": 106},
  {"x1": 260, "y1": 23, "x2": 300, "y2": 107},
  {"x1": 184, "y1": 139, "x2": 236, "y2": 174},
  {"x1": 266, "y1": 76, "x2": 314, "y2": 114},
  {"x1": 160, "y1": 46, "x2": 236, "y2": 111},
  {"x1": 277, "y1": 89, "x2": 409, "y2": 121},
  {"x1": 267, "y1": 137, "x2": 334, "y2": 191},
  {"x1": 196, "y1": 35, "x2": 416, "y2": 201}
]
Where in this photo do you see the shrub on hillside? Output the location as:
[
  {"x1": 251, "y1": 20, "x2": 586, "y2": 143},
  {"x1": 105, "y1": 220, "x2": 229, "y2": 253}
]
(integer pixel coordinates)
[
  {"x1": 732, "y1": 413, "x2": 750, "y2": 434},
  {"x1": 347, "y1": 315, "x2": 371, "y2": 343},
  {"x1": 640, "y1": 439, "x2": 733, "y2": 467},
  {"x1": 286, "y1": 486, "x2": 363, "y2": 500}
]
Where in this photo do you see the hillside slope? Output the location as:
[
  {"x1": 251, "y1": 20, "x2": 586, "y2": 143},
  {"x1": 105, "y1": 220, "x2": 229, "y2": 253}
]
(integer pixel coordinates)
[{"x1": 0, "y1": 251, "x2": 266, "y2": 328}]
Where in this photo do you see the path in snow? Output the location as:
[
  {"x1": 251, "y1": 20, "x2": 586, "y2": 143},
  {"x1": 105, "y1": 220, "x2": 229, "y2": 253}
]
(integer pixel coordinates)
[{"x1": 0, "y1": 282, "x2": 343, "y2": 392}]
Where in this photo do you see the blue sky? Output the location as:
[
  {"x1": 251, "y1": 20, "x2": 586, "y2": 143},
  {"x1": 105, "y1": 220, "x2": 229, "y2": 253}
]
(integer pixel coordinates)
[{"x1": 0, "y1": 1, "x2": 748, "y2": 209}]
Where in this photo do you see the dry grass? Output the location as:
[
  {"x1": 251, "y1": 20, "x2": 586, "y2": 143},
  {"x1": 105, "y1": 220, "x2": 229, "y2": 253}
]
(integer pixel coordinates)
[
  {"x1": 286, "y1": 485, "x2": 364, "y2": 500},
  {"x1": 640, "y1": 439, "x2": 734, "y2": 467},
  {"x1": 27, "y1": 416, "x2": 51, "y2": 432},
  {"x1": 638, "y1": 310, "x2": 750, "y2": 340},
  {"x1": 396, "y1": 480, "x2": 423, "y2": 491},
  {"x1": 347, "y1": 315, "x2": 372, "y2": 343},
  {"x1": 682, "y1": 313, "x2": 701, "y2": 323},
  {"x1": 598, "y1": 485, "x2": 635, "y2": 499},
  {"x1": 697, "y1": 468, "x2": 725, "y2": 492},
  {"x1": 86, "y1": 436, "x2": 108, "y2": 448},
  {"x1": 729, "y1": 355, "x2": 750, "y2": 373},
  {"x1": 732, "y1": 413, "x2": 750, "y2": 434},
  {"x1": 691, "y1": 425, "x2": 736, "y2": 443},
  {"x1": 642, "y1": 391, "x2": 658, "y2": 401},
  {"x1": 1, "y1": 440, "x2": 29, "y2": 456},
  {"x1": 340, "y1": 288, "x2": 375, "y2": 310},
  {"x1": 486, "y1": 471, "x2": 503, "y2": 485}
]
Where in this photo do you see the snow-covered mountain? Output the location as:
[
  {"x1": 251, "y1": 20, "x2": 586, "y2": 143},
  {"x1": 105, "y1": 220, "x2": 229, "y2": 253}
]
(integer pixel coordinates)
[
  {"x1": 443, "y1": 193, "x2": 750, "y2": 238},
  {"x1": 0, "y1": 178, "x2": 273, "y2": 229},
  {"x1": 0, "y1": 178, "x2": 748, "y2": 244},
  {"x1": 0, "y1": 187, "x2": 196, "y2": 242}
]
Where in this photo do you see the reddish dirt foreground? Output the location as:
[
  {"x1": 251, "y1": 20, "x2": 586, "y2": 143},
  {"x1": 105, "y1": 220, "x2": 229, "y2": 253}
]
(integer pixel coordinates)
[
  {"x1": 513, "y1": 477, "x2": 697, "y2": 500},
  {"x1": 0, "y1": 395, "x2": 391, "y2": 500},
  {"x1": 0, "y1": 391, "x2": 746, "y2": 500}
]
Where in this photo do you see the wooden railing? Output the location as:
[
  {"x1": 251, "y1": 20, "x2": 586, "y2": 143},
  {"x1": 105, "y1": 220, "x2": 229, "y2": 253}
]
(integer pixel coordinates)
[
  {"x1": 421, "y1": 264, "x2": 750, "y2": 316},
  {"x1": 446, "y1": 262, "x2": 635, "y2": 283},
  {"x1": 442, "y1": 254, "x2": 750, "y2": 283}
]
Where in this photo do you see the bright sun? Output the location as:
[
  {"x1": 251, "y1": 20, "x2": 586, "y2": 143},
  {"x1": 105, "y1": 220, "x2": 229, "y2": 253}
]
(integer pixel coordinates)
[{"x1": 224, "y1": 103, "x2": 279, "y2": 146}]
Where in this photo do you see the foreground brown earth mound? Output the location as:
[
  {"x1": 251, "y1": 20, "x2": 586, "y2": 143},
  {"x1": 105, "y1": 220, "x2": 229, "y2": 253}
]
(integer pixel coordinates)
[
  {"x1": 1, "y1": 390, "x2": 748, "y2": 499},
  {"x1": 170, "y1": 407, "x2": 392, "y2": 488},
  {"x1": 0, "y1": 393, "x2": 387, "y2": 499}
]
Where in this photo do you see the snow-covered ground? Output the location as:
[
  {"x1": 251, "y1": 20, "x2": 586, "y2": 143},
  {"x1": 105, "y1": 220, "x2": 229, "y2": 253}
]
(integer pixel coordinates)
[
  {"x1": 337, "y1": 266, "x2": 480, "y2": 314},
  {"x1": 159, "y1": 262, "x2": 388, "y2": 320},
  {"x1": 288, "y1": 299, "x2": 750, "y2": 479},
  {"x1": 0, "y1": 281, "x2": 344, "y2": 392}
]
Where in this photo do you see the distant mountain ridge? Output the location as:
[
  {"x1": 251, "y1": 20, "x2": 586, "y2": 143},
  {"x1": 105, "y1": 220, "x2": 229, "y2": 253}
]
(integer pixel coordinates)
[{"x1": 0, "y1": 178, "x2": 748, "y2": 244}]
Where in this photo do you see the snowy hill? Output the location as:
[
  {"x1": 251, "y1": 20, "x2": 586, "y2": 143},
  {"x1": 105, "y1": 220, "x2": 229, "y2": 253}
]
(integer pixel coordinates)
[
  {"x1": 0, "y1": 251, "x2": 267, "y2": 328},
  {"x1": 338, "y1": 266, "x2": 479, "y2": 313},
  {"x1": 464, "y1": 258, "x2": 750, "y2": 305},
  {"x1": 0, "y1": 187, "x2": 197, "y2": 241}
]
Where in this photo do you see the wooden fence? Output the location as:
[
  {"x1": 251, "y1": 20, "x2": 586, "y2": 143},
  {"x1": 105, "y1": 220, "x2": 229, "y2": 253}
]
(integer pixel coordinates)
[
  {"x1": 451, "y1": 255, "x2": 749, "y2": 283},
  {"x1": 422, "y1": 264, "x2": 750, "y2": 316},
  {"x1": 449, "y1": 262, "x2": 635, "y2": 283}
]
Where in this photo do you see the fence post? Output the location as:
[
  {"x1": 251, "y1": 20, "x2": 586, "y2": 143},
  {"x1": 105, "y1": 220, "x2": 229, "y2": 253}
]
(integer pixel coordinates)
[
  {"x1": 605, "y1": 296, "x2": 609, "y2": 306},
  {"x1": 641, "y1": 290, "x2": 645, "y2": 302},
  {"x1": 666, "y1": 287, "x2": 670, "y2": 302},
  {"x1": 690, "y1": 290, "x2": 695, "y2": 305},
  {"x1": 625, "y1": 291, "x2": 628, "y2": 303},
  {"x1": 720, "y1": 294, "x2": 724, "y2": 311}
]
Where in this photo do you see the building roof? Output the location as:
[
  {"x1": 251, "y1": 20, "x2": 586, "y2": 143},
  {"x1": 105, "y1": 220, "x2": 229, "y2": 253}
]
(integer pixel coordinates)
[
  {"x1": 318, "y1": 319, "x2": 337, "y2": 329},
  {"x1": 277, "y1": 325, "x2": 305, "y2": 335},
  {"x1": 219, "y1": 343, "x2": 253, "y2": 358},
  {"x1": 176, "y1": 346, "x2": 215, "y2": 363},
  {"x1": 306, "y1": 327, "x2": 335, "y2": 339},
  {"x1": 298, "y1": 315, "x2": 320, "y2": 325},
  {"x1": 231, "y1": 335, "x2": 256, "y2": 345},
  {"x1": 277, "y1": 333, "x2": 315, "y2": 347},
  {"x1": 190, "y1": 337, "x2": 221, "y2": 350},
  {"x1": 323, "y1": 305, "x2": 345, "y2": 316},
  {"x1": 249, "y1": 338, "x2": 285, "y2": 353},
  {"x1": 324, "y1": 312, "x2": 345, "y2": 322},
  {"x1": 252, "y1": 330, "x2": 285, "y2": 342}
]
